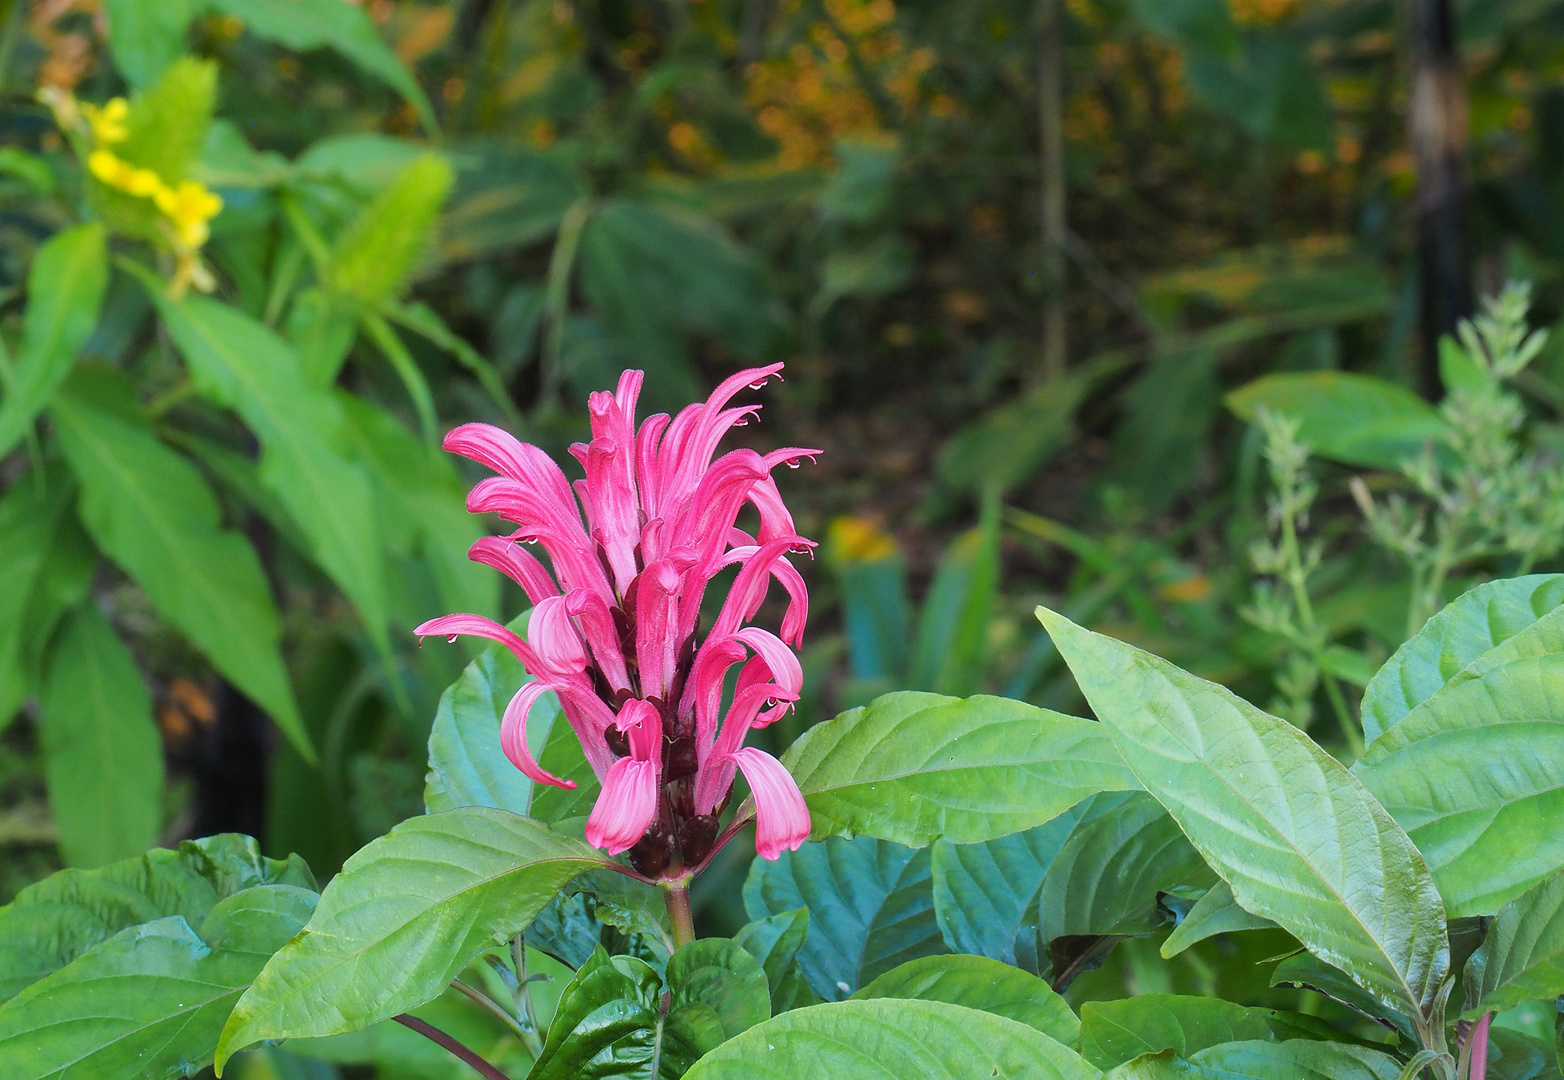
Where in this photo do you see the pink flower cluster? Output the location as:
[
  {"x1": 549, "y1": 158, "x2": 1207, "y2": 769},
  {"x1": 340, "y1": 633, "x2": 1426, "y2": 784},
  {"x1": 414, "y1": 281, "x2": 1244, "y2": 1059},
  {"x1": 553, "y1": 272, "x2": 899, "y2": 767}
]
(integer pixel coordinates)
[{"x1": 417, "y1": 365, "x2": 817, "y2": 871}]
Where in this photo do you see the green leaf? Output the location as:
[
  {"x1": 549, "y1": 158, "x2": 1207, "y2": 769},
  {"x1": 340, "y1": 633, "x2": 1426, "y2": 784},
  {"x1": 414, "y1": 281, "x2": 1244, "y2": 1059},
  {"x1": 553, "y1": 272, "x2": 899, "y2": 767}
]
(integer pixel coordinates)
[
  {"x1": 937, "y1": 373, "x2": 1090, "y2": 497},
  {"x1": 0, "y1": 224, "x2": 108, "y2": 459},
  {"x1": 203, "y1": 0, "x2": 436, "y2": 132},
  {"x1": 782, "y1": 691, "x2": 1140, "y2": 847},
  {"x1": 1353, "y1": 637, "x2": 1564, "y2": 915},
  {"x1": 931, "y1": 798, "x2": 1095, "y2": 964},
  {"x1": 733, "y1": 908, "x2": 815, "y2": 1012},
  {"x1": 1079, "y1": 996, "x2": 1334, "y2": 1071},
  {"x1": 1127, "y1": 0, "x2": 1237, "y2": 54},
  {"x1": 661, "y1": 939, "x2": 771, "y2": 1073},
  {"x1": 1463, "y1": 868, "x2": 1564, "y2": 1016},
  {"x1": 527, "y1": 946, "x2": 661, "y2": 1080},
  {"x1": 831, "y1": 539, "x2": 910, "y2": 686},
  {"x1": 0, "y1": 833, "x2": 313, "y2": 1005},
  {"x1": 101, "y1": 0, "x2": 195, "y2": 87},
  {"x1": 422, "y1": 620, "x2": 595, "y2": 819},
  {"x1": 141, "y1": 285, "x2": 389, "y2": 661},
  {"x1": 440, "y1": 146, "x2": 582, "y2": 261},
  {"x1": 852, "y1": 954, "x2": 1079, "y2": 1046},
  {"x1": 37, "y1": 605, "x2": 163, "y2": 868},
  {"x1": 909, "y1": 495, "x2": 999, "y2": 696},
  {"x1": 326, "y1": 154, "x2": 453, "y2": 306},
  {"x1": 1225, "y1": 372, "x2": 1444, "y2": 470},
  {"x1": 742, "y1": 836, "x2": 947, "y2": 1000},
  {"x1": 216, "y1": 808, "x2": 606, "y2": 1068},
  {"x1": 118, "y1": 57, "x2": 217, "y2": 182},
  {"x1": 1161, "y1": 882, "x2": 1276, "y2": 958},
  {"x1": 0, "y1": 470, "x2": 94, "y2": 727},
  {"x1": 0, "y1": 885, "x2": 317, "y2": 1080},
  {"x1": 1360, "y1": 575, "x2": 1564, "y2": 744},
  {"x1": 683, "y1": 999, "x2": 1099, "y2": 1080},
  {"x1": 1269, "y1": 952, "x2": 1416, "y2": 1042},
  {"x1": 1485, "y1": 1028, "x2": 1562, "y2": 1080},
  {"x1": 1039, "y1": 607, "x2": 1449, "y2": 1018},
  {"x1": 1187, "y1": 1038, "x2": 1404, "y2": 1079},
  {"x1": 51, "y1": 369, "x2": 310, "y2": 758}
]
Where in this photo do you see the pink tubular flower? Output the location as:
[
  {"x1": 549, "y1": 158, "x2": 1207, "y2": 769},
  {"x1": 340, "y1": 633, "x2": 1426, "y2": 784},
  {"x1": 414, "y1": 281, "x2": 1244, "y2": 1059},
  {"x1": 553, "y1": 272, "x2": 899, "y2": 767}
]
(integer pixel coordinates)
[{"x1": 416, "y1": 366, "x2": 817, "y2": 873}]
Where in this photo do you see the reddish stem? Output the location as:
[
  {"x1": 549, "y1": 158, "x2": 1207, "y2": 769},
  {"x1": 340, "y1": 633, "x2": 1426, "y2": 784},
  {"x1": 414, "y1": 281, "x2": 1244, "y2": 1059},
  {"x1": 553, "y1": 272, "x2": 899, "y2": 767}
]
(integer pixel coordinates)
[
  {"x1": 1470, "y1": 1012, "x2": 1491, "y2": 1080},
  {"x1": 394, "y1": 1013, "x2": 513, "y2": 1080}
]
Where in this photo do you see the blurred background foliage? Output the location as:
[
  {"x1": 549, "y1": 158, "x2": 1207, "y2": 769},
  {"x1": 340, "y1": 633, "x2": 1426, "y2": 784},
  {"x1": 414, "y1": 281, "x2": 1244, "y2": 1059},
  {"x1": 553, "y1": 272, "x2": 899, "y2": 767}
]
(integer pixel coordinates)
[{"x1": 7, "y1": 0, "x2": 1564, "y2": 1069}]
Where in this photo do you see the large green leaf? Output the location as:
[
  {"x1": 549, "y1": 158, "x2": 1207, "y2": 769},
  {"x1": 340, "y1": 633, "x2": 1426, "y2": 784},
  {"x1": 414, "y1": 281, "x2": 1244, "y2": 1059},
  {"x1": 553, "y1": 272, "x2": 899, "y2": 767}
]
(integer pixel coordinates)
[
  {"x1": 732, "y1": 908, "x2": 816, "y2": 1014},
  {"x1": 1360, "y1": 575, "x2": 1564, "y2": 744},
  {"x1": 215, "y1": 808, "x2": 606, "y2": 1069},
  {"x1": 661, "y1": 939, "x2": 771, "y2": 1074},
  {"x1": 743, "y1": 835, "x2": 947, "y2": 1001},
  {"x1": 1225, "y1": 371, "x2": 1443, "y2": 470},
  {"x1": 1353, "y1": 644, "x2": 1564, "y2": 915},
  {"x1": 101, "y1": 0, "x2": 195, "y2": 87},
  {"x1": 143, "y1": 288, "x2": 389, "y2": 659},
  {"x1": 1463, "y1": 868, "x2": 1564, "y2": 1016},
  {"x1": 37, "y1": 605, "x2": 163, "y2": 869},
  {"x1": 51, "y1": 370, "x2": 309, "y2": 757},
  {"x1": 1039, "y1": 608, "x2": 1449, "y2": 1018},
  {"x1": 203, "y1": 0, "x2": 435, "y2": 131},
  {"x1": 852, "y1": 955, "x2": 1079, "y2": 1046},
  {"x1": 0, "y1": 471, "x2": 94, "y2": 727},
  {"x1": 526, "y1": 946, "x2": 661, "y2": 1080},
  {"x1": 781, "y1": 691, "x2": 1140, "y2": 847},
  {"x1": 683, "y1": 999, "x2": 1099, "y2": 1080},
  {"x1": 0, "y1": 885, "x2": 317, "y2": 1080},
  {"x1": 1186, "y1": 1038, "x2": 1403, "y2": 1079},
  {"x1": 1160, "y1": 882, "x2": 1275, "y2": 958},
  {"x1": 931, "y1": 798, "x2": 1096, "y2": 964},
  {"x1": 1079, "y1": 996, "x2": 1334, "y2": 1071},
  {"x1": 0, "y1": 224, "x2": 108, "y2": 460},
  {"x1": 0, "y1": 833, "x2": 313, "y2": 1005}
]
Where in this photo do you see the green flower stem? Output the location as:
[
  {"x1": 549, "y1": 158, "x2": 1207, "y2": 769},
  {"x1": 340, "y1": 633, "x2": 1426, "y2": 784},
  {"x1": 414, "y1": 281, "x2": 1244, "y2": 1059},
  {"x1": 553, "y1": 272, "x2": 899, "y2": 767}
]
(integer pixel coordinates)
[
  {"x1": 451, "y1": 977, "x2": 540, "y2": 1058},
  {"x1": 665, "y1": 880, "x2": 696, "y2": 950}
]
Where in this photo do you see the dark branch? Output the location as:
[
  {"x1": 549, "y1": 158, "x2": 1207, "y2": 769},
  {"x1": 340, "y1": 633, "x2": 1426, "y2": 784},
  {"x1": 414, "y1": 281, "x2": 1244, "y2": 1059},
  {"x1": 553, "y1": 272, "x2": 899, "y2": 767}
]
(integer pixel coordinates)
[{"x1": 393, "y1": 1013, "x2": 515, "y2": 1080}]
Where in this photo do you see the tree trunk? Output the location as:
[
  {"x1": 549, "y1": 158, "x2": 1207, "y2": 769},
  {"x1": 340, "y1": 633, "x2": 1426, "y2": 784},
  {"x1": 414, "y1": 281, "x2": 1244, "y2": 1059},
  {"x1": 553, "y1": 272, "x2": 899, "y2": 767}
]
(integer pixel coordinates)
[{"x1": 1408, "y1": 0, "x2": 1472, "y2": 398}]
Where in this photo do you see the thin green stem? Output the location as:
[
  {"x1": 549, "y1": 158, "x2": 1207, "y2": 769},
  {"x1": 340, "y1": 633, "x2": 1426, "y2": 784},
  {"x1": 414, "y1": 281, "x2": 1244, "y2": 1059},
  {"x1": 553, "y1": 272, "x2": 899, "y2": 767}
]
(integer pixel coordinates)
[
  {"x1": 541, "y1": 198, "x2": 593, "y2": 408},
  {"x1": 1319, "y1": 668, "x2": 1365, "y2": 758},
  {"x1": 511, "y1": 936, "x2": 544, "y2": 1058},
  {"x1": 362, "y1": 311, "x2": 439, "y2": 449},
  {"x1": 452, "y1": 978, "x2": 537, "y2": 1055},
  {"x1": 664, "y1": 881, "x2": 696, "y2": 950}
]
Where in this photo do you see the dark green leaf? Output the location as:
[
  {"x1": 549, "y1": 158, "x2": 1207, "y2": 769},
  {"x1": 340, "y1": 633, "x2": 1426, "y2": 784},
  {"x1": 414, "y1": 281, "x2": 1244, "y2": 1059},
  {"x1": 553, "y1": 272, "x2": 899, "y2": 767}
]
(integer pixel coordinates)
[
  {"x1": 528, "y1": 946, "x2": 661, "y2": 1080},
  {"x1": 1127, "y1": 0, "x2": 1237, "y2": 54},
  {"x1": 51, "y1": 369, "x2": 309, "y2": 758},
  {"x1": 1187, "y1": 1038, "x2": 1404, "y2": 1079},
  {"x1": 203, "y1": 0, "x2": 435, "y2": 131},
  {"x1": 216, "y1": 808, "x2": 606, "y2": 1066},
  {"x1": 742, "y1": 836, "x2": 947, "y2": 1000},
  {"x1": 661, "y1": 939, "x2": 770, "y2": 1074},
  {"x1": 0, "y1": 224, "x2": 108, "y2": 459},
  {"x1": 909, "y1": 495, "x2": 999, "y2": 696},
  {"x1": 782, "y1": 691, "x2": 1139, "y2": 847},
  {"x1": 440, "y1": 146, "x2": 581, "y2": 261},
  {"x1": 931, "y1": 798, "x2": 1095, "y2": 964},
  {"x1": 733, "y1": 908, "x2": 813, "y2": 1012},
  {"x1": 1269, "y1": 953, "x2": 1416, "y2": 1042},
  {"x1": 1079, "y1": 996, "x2": 1335, "y2": 1071},
  {"x1": 852, "y1": 954, "x2": 1079, "y2": 1045},
  {"x1": 1360, "y1": 575, "x2": 1564, "y2": 744},
  {"x1": 0, "y1": 833, "x2": 312, "y2": 1006},
  {"x1": 1106, "y1": 348, "x2": 1221, "y2": 514},
  {"x1": 37, "y1": 605, "x2": 162, "y2": 868},
  {"x1": 1486, "y1": 1028, "x2": 1563, "y2": 1080},
  {"x1": 1463, "y1": 868, "x2": 1564, "y2": 1016},
  {"x1": 683, "y1": 999, "x2": 1099, "y2": 1080},
  {"x1": 1161, "y1": 882, "x2": 1276, "y2": 958},
  {"x1": 1040, "y1": 608, "x2": 1449, "y2": 1018},
  {"x1": 937, "y1": 374, "x2": 1089, "y2": 497},
  {"x1": 101, "y1": 0, "x2": 194, "y2": 87},
  {"x1": 1225, "y1": 372, "x2": 1443, "y2": 470}
]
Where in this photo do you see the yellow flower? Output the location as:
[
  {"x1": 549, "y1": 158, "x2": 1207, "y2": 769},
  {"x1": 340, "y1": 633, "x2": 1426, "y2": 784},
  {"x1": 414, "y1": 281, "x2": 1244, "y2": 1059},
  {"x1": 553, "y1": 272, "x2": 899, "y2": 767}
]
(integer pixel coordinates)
[
  {"x1": 154, "y1": 180, "x2": 223, "y2": 249},
  {"x1": 88, "y1": 149, "x2": 163, "y2": 197},
  {"x1": 82, "y1": 98, "x2": 129, "y2": 144}
]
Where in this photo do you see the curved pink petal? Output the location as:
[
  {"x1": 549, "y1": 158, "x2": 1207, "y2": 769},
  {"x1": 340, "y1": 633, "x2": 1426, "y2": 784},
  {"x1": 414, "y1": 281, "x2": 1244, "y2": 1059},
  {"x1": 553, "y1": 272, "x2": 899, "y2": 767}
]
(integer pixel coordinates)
[
  {"x1": 584, "y1": 757, "x2": 660, "y2": 856},
  {"x1": 709, "y1": 536, "x2": 815, "y2": 643},
  {"x1": 635, "y1": 559, "x2": 685, "y2": 703},
  {"x1": 565, "y1": 588, "x2": 630, "y2": 692},
  {"x1": 729, "y1": 747, "x2": 810, "y2": 860},
  {"x1": 500, "y1": 683, "x2": 577, "y2": 789},
  {"x1": 684, "y1": 635, "x2": 749, "y2": 753},
  {"x1": 529, "y1": 596, "x2": 587, "y2": 676},
  {"x1": 444, "y1": 423, "x2": 577, "y2": 511},
  {"x1": 468, "y1": 537, "x2": 559, "y2": 605},
  {"x1": 732, "y1": 627, "x2": 802, "y2": 696},
  {"x1": 615, "y1": 697, "x2": 663, "y2": 760},
  {"x1": 415, "y1": 613, "x2": 545, "y2": 673}
]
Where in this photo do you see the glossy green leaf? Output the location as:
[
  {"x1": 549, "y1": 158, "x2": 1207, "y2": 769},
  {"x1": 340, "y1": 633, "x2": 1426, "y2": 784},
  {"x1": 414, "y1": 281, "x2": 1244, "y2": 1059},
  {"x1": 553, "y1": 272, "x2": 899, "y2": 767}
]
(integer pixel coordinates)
[
  {"x1": 1353, "y1": 646, "x2": 1564, "y2": 915},
  {"x1": 733, "y1": 908, "x2": 815, "y2": 1012},
  {"x1": 782, "y1": 690, "x2": 1140, "y2": 847},
  {"x1": 204, "y1": 0, "x2": 435, "y2": 131},
  {"x1": 0, "y1": 885, "x2": 316, "y2": 1080},
  {"x1": 1225, "y1": 371, "x2": 1443, "y2": 470},
  {"x1": 1079, "y1": 996, "x2": 1334, "y2": 1070},
  {"x1": 101, "y1": 0, "x2": 194, "y2": 87},
  {"x1": 527, "y1": 947, "x2": 662, "y2": 1080},
  {"x1": 0, "y1": 833, "x2": 313, "y2": 1006},
  {"x1": 216, "y1": 808, "x2": 606, "y2": 1068},
  {"x1": 1463, "y1": 868, "x2": 1564, "y2": 1016},
  {"x1": 909, "y1": 495, "x2": 999, "y2": 696},
  {"x1": 661, "y1": 939, "x2": 770, "y2": 1073},
  {"x1": 683, "y1": 999, "x2": 1099, "y2": 1080},
  {"x1": 1485, "y1": 1028, "x2": 1562, "y2": 1080},
  {"x1": 1039, "y1": 608, "x2": 1449, "y2": 1018},
  {"x1": 0, "y1": 224, "x2": 108, "y2": 459},
  {"x1": 143, "y1": 287, "x2": 389, "y2": 661},
  {"x1": 1268, "y1": 952, "x2": 1416, "y2": 1042},
  {"x1": 852, "y1": 954, "x2": 1079, "y2": 1046},
  {"x1": 1161, "y1": 882, "x2": 1276, "y2": 958},
  {"x1": 1360, "y1": 575, "x2": 1564, "y2": 744},
  {"x1": 37, "y1": 605, "x2": 162, "y2": 869},
  {"x1": 0, "y1": 471, "x2": 93, "y2": 727},
  {"x1": 51, "y1": 370, "x2": 309, "y2": 758},
  {"x1": 743, "y1": 835, "x2": 947, "y2": 1000},
  {"x1": 1187, "y1": 1038, "x2": 1403, "y2": 1079},
  {"x1": 931, "y1": 798, "x2": 1095, "y2": 964}
]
